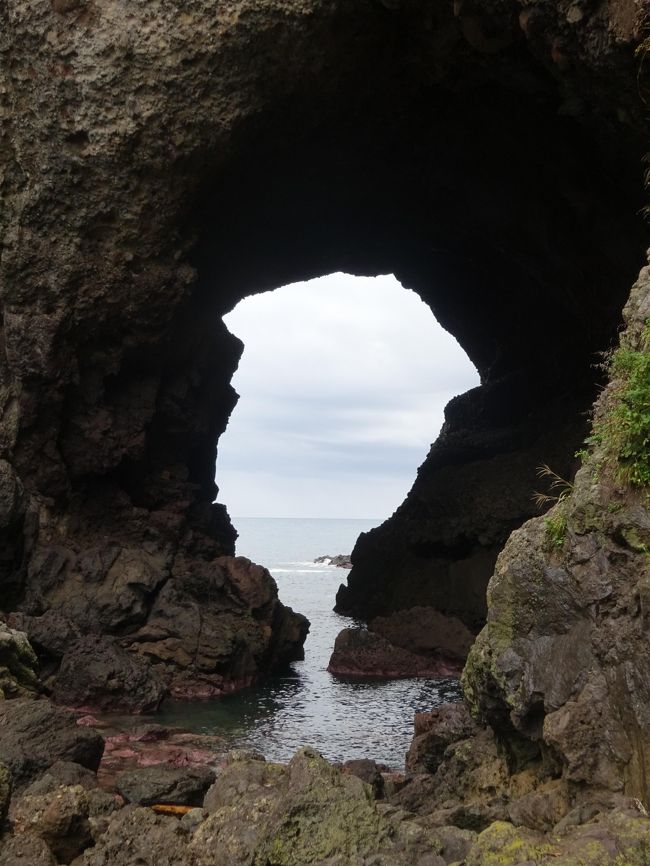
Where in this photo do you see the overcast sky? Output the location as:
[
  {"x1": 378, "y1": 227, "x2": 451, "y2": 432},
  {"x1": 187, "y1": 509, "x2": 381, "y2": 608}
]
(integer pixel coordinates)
[{"x1": 216, "y1": 273, "x2": 479, "y2": 519}]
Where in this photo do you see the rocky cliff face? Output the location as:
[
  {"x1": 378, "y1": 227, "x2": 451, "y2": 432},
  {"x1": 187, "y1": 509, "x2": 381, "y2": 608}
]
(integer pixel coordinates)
[
  {"x1": 461, "y1": 264, "x2": 650, "y2": 804},
  {"x1": 1, "y1": 0, "x2": 649, "y2": 794}
]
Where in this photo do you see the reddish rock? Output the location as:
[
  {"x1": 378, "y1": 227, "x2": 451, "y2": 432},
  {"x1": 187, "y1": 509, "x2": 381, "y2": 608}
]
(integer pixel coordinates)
[
  {"x1": 370, "y1": 606, "x2": 475, "y2": 662},
  {"x1": 327, "y1": 628, "x2": 463, "y2": 679},
  {"x1": 97, "y1": 727, "x2": 224, "y2": 790}
]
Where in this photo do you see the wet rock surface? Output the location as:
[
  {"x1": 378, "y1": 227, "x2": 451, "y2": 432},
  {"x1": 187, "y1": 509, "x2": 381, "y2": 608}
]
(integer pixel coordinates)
[{"x1": 96, "y1": 725, "x2": 224, "y2": 790}]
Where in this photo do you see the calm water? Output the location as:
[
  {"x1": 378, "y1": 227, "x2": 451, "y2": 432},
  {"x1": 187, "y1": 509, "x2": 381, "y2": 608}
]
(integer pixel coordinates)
[{"x1": 156, "y1": 517, "x2": 462, "y2": 769}]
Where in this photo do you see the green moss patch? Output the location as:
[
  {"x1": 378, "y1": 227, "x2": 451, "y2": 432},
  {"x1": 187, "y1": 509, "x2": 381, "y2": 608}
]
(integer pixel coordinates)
[{"x1": 586, "y1": 321, "x2": 650, "y2": 489}]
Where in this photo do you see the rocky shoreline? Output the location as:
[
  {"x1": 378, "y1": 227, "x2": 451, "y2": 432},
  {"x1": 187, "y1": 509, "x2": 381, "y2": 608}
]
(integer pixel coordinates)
[
  {"x1": 1, "y1": 690, "x2": 650, "y2": 865},
  {"x1": 2, "y1": 616, "x2": 650, "y2": 865}
]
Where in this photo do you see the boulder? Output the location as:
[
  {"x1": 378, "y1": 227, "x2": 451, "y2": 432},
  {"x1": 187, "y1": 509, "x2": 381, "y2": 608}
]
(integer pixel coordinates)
[
  {"x1": 51, "y1": 636, "x2": 167, "y2": 713},
  {"x1": 11, "y1": 785, "x2": 93, "y2": 864},
  {"x1": 0, "y1": 835, "x2": 57, "y2": 866},
  {"x1": 22, "y1": 763, "x2": 99, "y2": 797},
  {"x1": 195, "y1": 747, "x2": 442, "y2": 866},
  {"x1": 328, "y1": 628, "x2": 462, "y2": 678},
  {"x1": 0, "y1": 700, "x2": 103, "y2": 789},
  {"x1": 507, "y1": 780, "x2": 571, "y2": 833},
  {"x1": 406, "y1": 703, "x2": 478, "y2": 774},
  {"x1": 126, "y1": 556, "x2": 309, "y2": 698},
  {"x1": 116, "y1": 765, "x2": 215, "y2": 807},
  {"x1": 72, "y1": 805, "x2": 188, "y2": 866},
  {"x1": 370, "y1": 606, "x2": 475, "y2": 662},
  {"x1": 341, "y1": 759, "x2": 384, "y2": 799}
]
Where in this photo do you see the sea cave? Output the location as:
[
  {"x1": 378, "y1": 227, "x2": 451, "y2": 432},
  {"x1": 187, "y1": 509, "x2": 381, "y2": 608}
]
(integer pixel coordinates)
[{"x1": 1, "y1": 1, "x2": 650, "y2": 863}]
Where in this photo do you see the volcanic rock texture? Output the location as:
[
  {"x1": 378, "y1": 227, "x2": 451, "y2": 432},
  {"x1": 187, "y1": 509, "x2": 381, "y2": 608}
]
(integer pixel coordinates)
[{"x1": 1, "y1": 0, "x2": 650, "y2": 795}]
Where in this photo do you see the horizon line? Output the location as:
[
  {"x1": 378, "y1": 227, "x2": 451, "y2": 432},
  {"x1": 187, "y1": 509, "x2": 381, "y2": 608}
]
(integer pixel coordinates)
[{"x1": 231, "y1": 515, "x2": 383, "y2": 521}]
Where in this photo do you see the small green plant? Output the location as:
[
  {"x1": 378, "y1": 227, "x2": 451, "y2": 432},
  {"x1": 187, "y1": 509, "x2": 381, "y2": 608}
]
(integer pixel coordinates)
[
  {"x1": 586, "y1": 320, "x2": 650, "y2": 489},
  {"x1": 545, "y1": 512, "x2": 568, "y2": 549},
  {"x1": 532, "y1": 464, "x2": 574, "y2": 509}
]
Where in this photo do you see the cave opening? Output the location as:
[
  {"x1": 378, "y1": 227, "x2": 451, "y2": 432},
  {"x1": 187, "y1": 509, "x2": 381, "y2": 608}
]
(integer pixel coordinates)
[
  {"x1": 186, "y1": 51, "x2": 647, "y2": 641},
  {"x1": 216, "y1": 272, "x2": 480, "y2": 521}
]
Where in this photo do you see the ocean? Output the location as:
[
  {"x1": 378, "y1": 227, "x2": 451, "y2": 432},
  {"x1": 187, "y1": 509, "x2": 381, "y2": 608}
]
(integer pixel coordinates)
[{"x1": 155, "y1": 517, "x2": 462, "y2": 769}]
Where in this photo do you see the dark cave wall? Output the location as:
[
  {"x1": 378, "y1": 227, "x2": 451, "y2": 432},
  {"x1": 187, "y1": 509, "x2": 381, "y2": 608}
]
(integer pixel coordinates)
[{"x1": 0, "y1": 0, "x2": 648, "y2": 704}]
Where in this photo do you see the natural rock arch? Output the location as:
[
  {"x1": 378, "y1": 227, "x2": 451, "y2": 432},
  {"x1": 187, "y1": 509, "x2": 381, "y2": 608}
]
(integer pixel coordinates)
[{"x1": 1, "y1": 0, "x2": 650, "y2": 796}]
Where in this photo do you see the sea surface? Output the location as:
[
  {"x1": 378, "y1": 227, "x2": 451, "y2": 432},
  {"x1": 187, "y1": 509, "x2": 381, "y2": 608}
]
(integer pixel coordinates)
[{"x1": 155, "y1": 517, "x2": 462, "y2": 769}]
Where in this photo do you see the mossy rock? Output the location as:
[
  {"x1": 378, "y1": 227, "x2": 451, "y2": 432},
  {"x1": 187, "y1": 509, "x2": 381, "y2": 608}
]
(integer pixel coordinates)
[
  {"x1": 0, "y1": 623, "x2": 39, "y2": 698},
  {"x1": 192, "y1": 747, "x2": 439, "y2": 866},
  {"x1": 465, "y1": 820, "x2": 558, "y2": 865}
]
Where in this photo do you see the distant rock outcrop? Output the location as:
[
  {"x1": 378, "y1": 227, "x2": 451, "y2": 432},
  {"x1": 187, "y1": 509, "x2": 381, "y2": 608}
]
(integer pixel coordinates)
[{"x1": 314, "y1": 554, "x2": 353, "y2": 569}]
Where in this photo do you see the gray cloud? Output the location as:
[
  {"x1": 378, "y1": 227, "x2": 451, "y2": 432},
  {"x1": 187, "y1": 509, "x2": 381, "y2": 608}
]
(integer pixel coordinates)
[{"x1": 216, "y1": 273, "x2": 479, "y2": 518}]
